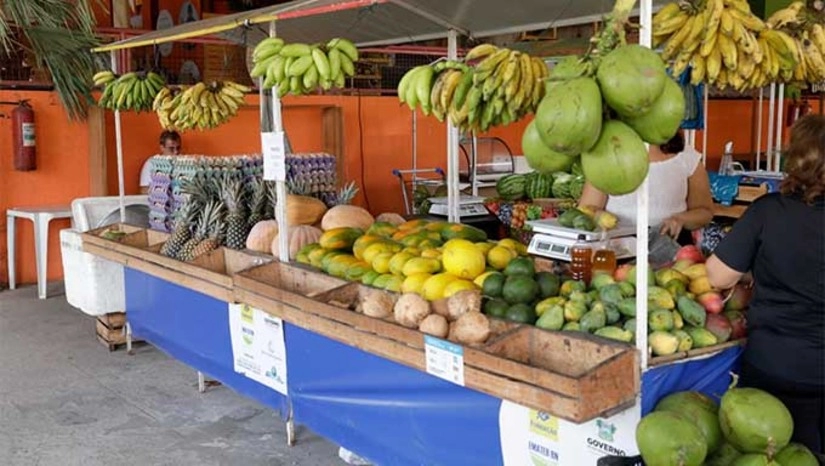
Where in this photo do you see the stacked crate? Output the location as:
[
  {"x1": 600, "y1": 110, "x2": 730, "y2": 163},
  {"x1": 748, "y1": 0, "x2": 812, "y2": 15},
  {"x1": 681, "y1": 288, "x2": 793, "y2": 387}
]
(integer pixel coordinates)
[{"x1": 147, "y1": 156, "x2": 175, "y2": 232}]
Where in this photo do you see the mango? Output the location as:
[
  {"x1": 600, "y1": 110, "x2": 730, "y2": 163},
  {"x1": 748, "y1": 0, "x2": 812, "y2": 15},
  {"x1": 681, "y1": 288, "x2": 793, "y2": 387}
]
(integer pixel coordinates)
[
  {"x1": 599, "y1": 284, "x2": 624, "y2": 306},
  {"x1": 605, "y1": 304, "x2": 621, "y2": 325},
  {"x1": 563, "y1": 300, "x2": 587, "y2": 322},
  {"x1": 655, "y1": 268, "x2": 689, "y2": 287},
  {"x1": 535, "y1": 296, "x2": 566, "y2": 316},
  {"x1": 672, "y1": 259, "x2": 695, "y2": 272},
  {"x1": 580, "y1": 308, "x2": 607, "y2": 333},
  {"x1": 595, "y1": 326, "x2": 634, "y2": 343},
  {"x1": 618, "y1": 298, "x2": 637, "y2": 317},
  {"x1": 705, "y1": 313, "x2": 732, "y2": 343},
  {"x1": 685, "y1": 326, "x2": 718, "y2": 348},
  {"x1": 562, "y1": 322, "x2": 581, "y2": 332},
  {"x1": 683, "y1": 263, "x2": 708, "y2": 281},
  {"x1": 568, "y1": 290, "x2": 590, "y2": 304},
  {"x1": 649, "y1": 286, "x2": 675, "y2": 309},
  {"x1": 672, "y1": 310, "x2": 685, "y2": 329},
  {"x1": 624, "y1": 318, "x2": 637, "y2": 335},
  {"x1": 590, "y1": 272, "x2": 617, "y2": 290},
  {"x1": 665, "y1": 279, "x2": 687, "y2": 298},
  {"x1": 689, "y1": 276, "x2": 714, "y2": 295},
  {"x1": 535, "y1": 304, "x2": 565, "y2": 331},
  {"x1": 677, "y1": 296, "x2": 707, "y2": 328},
  {"x1": 698, "y1": 291, "x2": 724, "y2": 314},
  {"x1": 559, "y1": 279, "x2": 586, "y2": 297},
  {"x1": 649, "y1": 330, "x2": 680, "y2": 356},
  {"x1": 618, "y1": 281, "x2": 636, "y2": 298},
  {"x1": 649, "y1": 309, "x2": 675, "y2": 332},
  {"x1": 672, "y1": 329, "x2": 694, "y2": 352}
]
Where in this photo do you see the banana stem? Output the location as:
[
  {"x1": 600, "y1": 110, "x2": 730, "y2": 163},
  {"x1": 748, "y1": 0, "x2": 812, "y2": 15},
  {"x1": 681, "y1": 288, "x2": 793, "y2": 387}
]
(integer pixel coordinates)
[{"x1": 584, "y1": 0, "x2": 639, "y2": 64}]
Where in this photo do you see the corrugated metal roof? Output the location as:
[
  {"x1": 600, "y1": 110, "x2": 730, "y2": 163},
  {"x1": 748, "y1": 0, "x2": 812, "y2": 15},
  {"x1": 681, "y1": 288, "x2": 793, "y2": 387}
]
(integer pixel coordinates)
[{"x1": 94, "y1": 0, "x2": 665, "y2": 53}]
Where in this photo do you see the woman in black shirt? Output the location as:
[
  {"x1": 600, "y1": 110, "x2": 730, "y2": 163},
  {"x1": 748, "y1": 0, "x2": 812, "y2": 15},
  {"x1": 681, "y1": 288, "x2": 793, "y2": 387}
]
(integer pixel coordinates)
[{"x1": 706, "y1": 114, "x2": 825, "y2": 455}]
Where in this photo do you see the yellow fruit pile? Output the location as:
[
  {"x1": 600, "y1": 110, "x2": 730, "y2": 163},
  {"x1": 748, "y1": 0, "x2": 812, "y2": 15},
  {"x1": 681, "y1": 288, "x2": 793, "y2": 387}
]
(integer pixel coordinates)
[
  {"x1": 153, "y1": 80, "x2": 250, "y2": 131},
  {"x1": 654, "y1": 0, "x2": 825, "y2": 89},
  {"x1": 296, "y1": 219, "x2": 529, "y2": 302}
]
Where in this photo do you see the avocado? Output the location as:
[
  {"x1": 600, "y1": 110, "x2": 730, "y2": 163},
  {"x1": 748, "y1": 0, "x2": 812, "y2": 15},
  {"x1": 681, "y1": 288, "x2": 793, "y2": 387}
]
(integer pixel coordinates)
[
  {"x1": 503, "y1": 257, "x2": 535, "y2": 277},
  {"x1": 483, "y1": 298, "x2": 509, "y2": 318},
  {"x1": 505, "y1": 303, "x2": 537, "y2": 324},
  {"x1": 481, "y1": 272, "x2": 505, "y2": 298},
  {"x1": 502, "y1": 275, "x2": 540, "y2": 304},
  {"x1": 535, "y1": 272, "x2": 560, "y2": 298}
]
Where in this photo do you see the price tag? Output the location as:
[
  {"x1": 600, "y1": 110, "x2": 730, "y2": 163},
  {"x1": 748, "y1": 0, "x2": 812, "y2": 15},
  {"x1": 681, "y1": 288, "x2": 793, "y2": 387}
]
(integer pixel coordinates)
[
  {"x1": 424, "y1": 335, "x2": 464, "y2": 386},
  {"x1": 261, "y1": 131, "x2": 286, "y2": 181}
]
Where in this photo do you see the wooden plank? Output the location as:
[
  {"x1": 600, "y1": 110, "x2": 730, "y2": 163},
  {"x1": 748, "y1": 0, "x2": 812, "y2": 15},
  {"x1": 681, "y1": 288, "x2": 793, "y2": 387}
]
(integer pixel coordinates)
[
  {"x1": 713, "y1": 203, "x2": 747, "y2": 218},
  {"x1": 87, "y1": 106, "x2": 107, "y2": 196},
  {"x1": 97, "y1": 312, "x2": 126, "y2": 329},
  {"x1": 96, "y1": 319, "x2": 126, "y2": 345},
  {"x1": 737, "y1": 184, "x2": 768, "y2": 202}
]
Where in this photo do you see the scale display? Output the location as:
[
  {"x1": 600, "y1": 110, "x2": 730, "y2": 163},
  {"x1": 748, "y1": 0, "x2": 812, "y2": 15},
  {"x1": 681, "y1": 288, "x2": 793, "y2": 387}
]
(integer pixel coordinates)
[
  {"x1": 427, "y1": 196, "x2": 489, "y2": 217},
  {"x1": 528, "y1": 233, "x2": 638, "y2": 262}
]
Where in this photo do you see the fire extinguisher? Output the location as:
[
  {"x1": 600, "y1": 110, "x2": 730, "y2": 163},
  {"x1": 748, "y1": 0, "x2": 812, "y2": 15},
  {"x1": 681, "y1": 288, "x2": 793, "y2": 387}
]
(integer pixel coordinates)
[{"x1": 11, "y1": 100, "x2": 36, "y2": 171}]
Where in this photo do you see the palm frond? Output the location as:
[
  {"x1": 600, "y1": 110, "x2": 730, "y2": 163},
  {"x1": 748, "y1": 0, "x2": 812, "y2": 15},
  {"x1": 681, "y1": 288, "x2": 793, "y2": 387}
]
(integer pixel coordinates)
[{"x1": 0, "y1": 0, "x2": 105, "y2": 120}]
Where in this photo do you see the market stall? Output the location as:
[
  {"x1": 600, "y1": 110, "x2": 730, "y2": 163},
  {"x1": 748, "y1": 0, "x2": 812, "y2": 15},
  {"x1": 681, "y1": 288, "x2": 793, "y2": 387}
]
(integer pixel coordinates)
[{"x1": 76, "y1": 0, "x2": 822, "y2": 464}]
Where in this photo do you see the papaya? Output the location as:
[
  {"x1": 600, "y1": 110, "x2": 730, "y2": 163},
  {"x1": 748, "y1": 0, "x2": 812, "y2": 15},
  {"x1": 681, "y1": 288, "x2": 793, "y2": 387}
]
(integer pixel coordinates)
[
  {"x1": 440, "y1": 223, "x2": 487, "y2": 243},
  {"x1": 389, "y1": 251, "x2": 416, "y2": 276},
  {"x1": 318, "y1": 227, "x2": 364, "y2": 251},
  {"x1": 534, "y1": 77, "x2": 603, "y2": 156},
  {"x1": 649, "y1": 309, "x2": 675, "y2": 332},
  {"x1": 636, "y1": 411, "x2": 707, "y2": 466},
  {"x1": 345, "y1": 261, "x2": 372, "y2": 282},
  {"x1": 535, "y1": 304, "x2": 565, "y2": 331},
  {"x1": 624, "y1": 77, "x2": 686, "y2": 144},
  {"x1": 720, "y1": 388, "x2": 793, "y2": 456},
  {"x1": 361, "y1": 270, "x2": 380, "y2": 286},
  {"x1": 581, "y1": 120, "x2": 650, "y2": 196},
  {"x1": 308, "y1": 247, "x2": 332, "y2": 268},
  {"x1": 685, "y1": 326, "x2": 718, "y2": 348},
  {"x1": 522, "y1": 120, "x2": 577, "y2": 174},
  {"x1": 402, "y1": 257, "x2": 441, "y2": 276},
  {"x1": 366, "y1": 221, "x2": 397, "y2": 238},
  {"x1": 596, "y1": 44, "x2": 668, "y2": 118},
  {"x1": 398, "y1": 219, "x2": 429, "y2": 231},
  {"x1": 579, "y1": 308, "x2": 606, "y2": 333},
  {"x1": 678, "y1": 296, "x2": 707, "y2": 328},
  {"x1": 594, "y1": 326, "x2": 634, "y2": 343},
  {"x1": 327, "y1": 255, "x2": 359, "y2": 278},
  {"x1": 352, "y1": 235, "x2": 383, "y2": 260},
  {"x1": 320, "y1": 250, "x2": 347, "y2": 272},
  {"x1": 362, "y1": 241, "x2": 401, "y2": 265},
  {"x1": 775, "y1": 443, "x2": 819, "y2": 466}
]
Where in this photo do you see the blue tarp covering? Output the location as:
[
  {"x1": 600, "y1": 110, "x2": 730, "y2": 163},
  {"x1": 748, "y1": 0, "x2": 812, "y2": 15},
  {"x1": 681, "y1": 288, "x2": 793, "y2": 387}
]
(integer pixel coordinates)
[{"x1": 124, "y1": 269, "x2": 743, "y2": 464}]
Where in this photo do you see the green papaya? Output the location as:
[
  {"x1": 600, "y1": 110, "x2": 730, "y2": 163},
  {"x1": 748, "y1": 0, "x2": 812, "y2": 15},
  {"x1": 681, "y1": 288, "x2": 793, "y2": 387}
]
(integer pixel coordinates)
[
  {"x1": 594, "y1": 326, "x2": 634, "y2": 343},
  {"x1": 678, "y1": 296, "x2": 707, "y2": 328}
]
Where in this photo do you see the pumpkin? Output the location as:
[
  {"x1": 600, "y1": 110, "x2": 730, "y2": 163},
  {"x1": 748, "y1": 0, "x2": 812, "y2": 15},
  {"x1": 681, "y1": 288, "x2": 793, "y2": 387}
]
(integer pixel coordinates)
[
  {"x1": 271, "y1": 225, "x2": 323, "y2": 260},
  {"x1": 321, "y1": 205, "x2": 374, "y2": 231},
  {"x1": 279, "y1": 195, "x2": 327, "y2": 226},
  {"x1": 375, "y1": 212, "x2": 406, "y2": 226},
  {"x1": 246, "y1": 220, "x2": 279, "y2": 253}
]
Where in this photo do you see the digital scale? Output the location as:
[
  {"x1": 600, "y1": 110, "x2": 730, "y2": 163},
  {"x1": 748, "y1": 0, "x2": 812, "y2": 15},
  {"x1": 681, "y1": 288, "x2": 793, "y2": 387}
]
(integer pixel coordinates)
[
  {"x1": 427, "y1": 196, "x2": 490, "y2": 217},
  {"x1": 526, "y1": 219, "x2": 638, "y2": 262}
]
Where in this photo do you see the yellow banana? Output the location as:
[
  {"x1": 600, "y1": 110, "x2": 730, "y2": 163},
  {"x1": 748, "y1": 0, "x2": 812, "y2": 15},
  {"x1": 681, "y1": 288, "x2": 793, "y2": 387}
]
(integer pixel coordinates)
[
  {"x1": 690, "y1": 55, "x2": 706, "y2": 85},
  {"x1": 706, "y1": 0, "x2": 725, "y2": 33},
  {"x1": 476, "y1": 48, "x2": 510, "y2": 74},
  {"x1": 700, "y1": 22, "x2": 719, "y2": 57},
  {"x1": 720, "y1": 9, "x2": 735, "y2": 36},
  {"x1": 738, "y1": 53, "x2": 756, "y2": 80},
  {"x1": 810, "y1": 24, "x2": 825, "y2": 57},
  {"x1": 517, "y1": 53, "x2": 534, "y2": 110},
  {"x1": 663, "y1": 16, "x2": 696, "y2": 60},
  {"x1": 707, "y1": 47, "x2": 723, "y2": 81},
  {"x1": 464, "y1": 43, "x2": 499, "y2": 62},
  {"x1": 728, "y1": 8, "x2": 765, "y2": 32},
  {"x1": 802, "y1": 38, "x2": 825, "y2": 81},
  {"x1": 671, "y1": 50, "x2": 693, "y2": 77},
  {"x1": 682, "y1": 10, "x2": 708, "y2": 53},
  {"x1": 718, "y1": 34, "x2": 739, "y2": 70},
  {"x1": 653, "y1": 3, "x2": 684, "y2": 28},
  {"x1": 766, "y1": 2, "x2": 803, "y2": 29},
  {"x1": 430, "y1": 71, "x2": 447, "y2": 122},
  {"x1": 653, "y1": 10, "x2": 690, "y2": 36},
  {"x1": 439, "y1": 70, "x2": 463, "y2": 112}
]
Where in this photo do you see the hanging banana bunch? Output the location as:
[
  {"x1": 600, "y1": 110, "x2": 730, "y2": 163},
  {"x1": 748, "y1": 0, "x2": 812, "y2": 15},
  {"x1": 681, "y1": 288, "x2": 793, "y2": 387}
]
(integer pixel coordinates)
[
  {"x1": 249, "y1": 37, "x2": 359, "y2": 97},
  {"x1": 95, "y1": 70, "x2": 166, "y2": 112},
  {"x1": 397, "y1": 44, "x2": 548, "y2": 133},
  {"x1": 154, "y1": 80, "x2": 251, "y2": 131}
]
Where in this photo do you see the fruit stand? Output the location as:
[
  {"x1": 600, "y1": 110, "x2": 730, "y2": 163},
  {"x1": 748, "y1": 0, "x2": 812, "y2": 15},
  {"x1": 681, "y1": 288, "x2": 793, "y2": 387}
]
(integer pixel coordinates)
[{"x1": 77, "y1": 0, "x2": 823, "y2": 464}]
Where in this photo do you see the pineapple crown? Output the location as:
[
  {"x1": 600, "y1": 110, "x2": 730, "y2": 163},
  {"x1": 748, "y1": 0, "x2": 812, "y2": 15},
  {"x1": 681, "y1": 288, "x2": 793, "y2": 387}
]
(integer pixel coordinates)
[
  {"x1": 336, "y1": 181, "x2": 359, "y2": 205},
  {"x1": 221, "y1": 172, "x2": 246, "y2": 212},
  {"x1": 286, "y1": 179, "x2": 312, "y2": 196},
  {"x1": 196, "y1": 201, "x2": 225, "y2": 240}
]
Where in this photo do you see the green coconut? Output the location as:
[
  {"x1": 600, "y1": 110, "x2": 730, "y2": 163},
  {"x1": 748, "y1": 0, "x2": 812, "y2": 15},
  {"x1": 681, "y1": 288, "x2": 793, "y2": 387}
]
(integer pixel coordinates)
[
  {"x1": 596, "y1": 44, "x2": 668, "y2": 118},
  {"x1": 656, "y1": 392, "x2": 724, "y2": 454},
  {"x1": 534, "y1": 77, "x2": 603, "y2": 157},
  {"x1": 581, "y1": 120, "x2": 650, "y2": 195},
  {"x1": 522, "y1": 120, "x2": 576, "y2": 174},
  {"x1": 719, "y1": 388, "x2": 794, "y2": 457},
  {"x1": 775, "y1": 443, "x2": 819, "y2": 466},
  {"x1": 636, "y1": 411, "x2": 708, "y2": 466},
  {"x1": 731, "y1": 454, "x2": 781, "y2": 466},
  {"x1": 624, "y1": 77, "x2": 686, "y2": 145}
]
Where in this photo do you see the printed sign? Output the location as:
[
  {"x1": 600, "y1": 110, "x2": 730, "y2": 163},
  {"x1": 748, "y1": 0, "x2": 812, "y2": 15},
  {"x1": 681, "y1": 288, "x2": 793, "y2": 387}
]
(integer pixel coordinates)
[
  {"x1": 261, "y1": 131, "x2": 286, "y2": 181},
  {"x1": 228, "y1": 303, "x2": 288, "y2": 395},
  {"x1": 22, "y1": 123, "x2": 35, "y2": 147},
  {"x1": 424, "y1": 335, "x2": 464, "y2": 386},
  {"x1": 499, "y1": 400, "x2": 640, "y2": 465}
]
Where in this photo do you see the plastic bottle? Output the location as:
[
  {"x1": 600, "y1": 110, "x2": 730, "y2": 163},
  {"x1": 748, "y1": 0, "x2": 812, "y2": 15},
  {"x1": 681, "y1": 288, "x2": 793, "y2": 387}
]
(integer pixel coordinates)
[{"x1": 570, "y1": 234, "x2": 593, "y2": 284}]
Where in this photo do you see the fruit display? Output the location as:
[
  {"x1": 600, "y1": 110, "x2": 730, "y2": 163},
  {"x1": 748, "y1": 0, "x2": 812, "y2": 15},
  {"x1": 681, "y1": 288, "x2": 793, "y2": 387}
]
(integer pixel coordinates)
[
  {"x1": 94, "y1": 70, "x2": 166, "y2": 112},
  {"x1": 479, "y1": 243, "x2": 749, "y2": 357},
  {"x1": 636, "y1": 384, "x2": 814, "y2": 466},
  {"x1": 153, "y1": 80, "x2": 251, "y2": 131},
  {"x1": 524, "y1": 0, "x2": 684, "y2": 197},
  {"x1": 397, "y1": 45, "x2": 548, "y2": 132},
  {"x1": 249, "y1": 37, "x2": 359, "y2": 96},
  {"x1": 654, "y1": 0, "x2": 825, "y2": 88}
]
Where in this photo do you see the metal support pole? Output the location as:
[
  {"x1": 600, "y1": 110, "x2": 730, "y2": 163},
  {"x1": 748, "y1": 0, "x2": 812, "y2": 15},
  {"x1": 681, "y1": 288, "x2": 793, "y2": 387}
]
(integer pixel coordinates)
[
  {"x1": 756, "y1": 87, "x2": 763, "y2": 171},
  {"x1": 701, "y1": 85, "x2": 709, "y2": 165},
  {"x1": 636, "y1": 0, "x2": 653, "y2": 372},
  {"x1": 266, "y1": 22, "x2": 290, "y2": 263},
  {"x1": 111, "y1": 50, "x2": 126, "y2": 223},
  {"x1": 446, "y1": 30, "x2": 461, "y2": 222},
  {"x1": 774, "y1": 83, "x2": 784, "y2": 172},
  {"x1": 198, "y1": 371, "x2": 206, "y2": 393},
  {"x1": 471, "y1": 133, "x2": 479, "y2": 197},
  {"x1": 412, "y1": 111, "x2": 418, "y2": 190},
  {"x1": 766, "y1": 83, "x2": 776, "y2": 171}
]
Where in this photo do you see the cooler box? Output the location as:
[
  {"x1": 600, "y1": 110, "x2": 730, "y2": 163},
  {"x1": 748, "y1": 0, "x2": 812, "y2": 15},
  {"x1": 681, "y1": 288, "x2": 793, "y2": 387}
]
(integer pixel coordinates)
[{"x1": 60, "y1": 196, "x2": 149, "y2": 316}]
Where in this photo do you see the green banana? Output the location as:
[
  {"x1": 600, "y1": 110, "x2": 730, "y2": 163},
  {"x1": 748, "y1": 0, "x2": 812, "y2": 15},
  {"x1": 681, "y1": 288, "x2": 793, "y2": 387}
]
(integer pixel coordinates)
[
  {"x1": 339, "y1": 53, "x2": 355, "y2": 76},
  {"x1": 397, "y1": 65, "x2": 421, "y2": 104},
  {"x1": 328, "y1": 48, "x2": 342, "y2": 81},
  {"x1": 302, "y1": 65, "x2": 319, "y2": 90},
  {"x1": 450, "y1": 71, "x2": 474, "y2": 110},
  {"x1": 280, "y1": 43, "x2": 312, "y2": 58},
  {"x1": 415, "y1": 66, "x2": 434, "y2": 115},
  {"x1": 327, "y1": 37, "x2": 358, "y2": 62},
  {"x1": 311, "y1": 47, "x2": 331, "y2": 80},
  {"x1": 288, "y1": 55, "x2": 314, "y2": 77}
]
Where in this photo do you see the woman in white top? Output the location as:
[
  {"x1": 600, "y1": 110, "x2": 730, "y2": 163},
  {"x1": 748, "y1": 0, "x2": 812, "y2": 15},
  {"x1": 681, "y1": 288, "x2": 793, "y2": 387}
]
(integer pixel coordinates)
[{"x1": 579, "y1": 131, "x2": 714, "y2": 244}]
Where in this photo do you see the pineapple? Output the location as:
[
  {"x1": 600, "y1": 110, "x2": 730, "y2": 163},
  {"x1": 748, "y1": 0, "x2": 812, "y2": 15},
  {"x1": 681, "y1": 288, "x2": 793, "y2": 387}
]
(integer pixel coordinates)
[
  {"x1": 177, "y1": 201, "x2": 223, "y2": 261},
  {"x1": 160, "y1": 205, "x2": 196, "y2": 258},
  {"x1": 190, "y1": 204, "x2": 226, "y2": 259},
  {"x1": 221, "y1": 174, "x2": 247, "y2": 250},
  {"x1": 247, "y1": 178, "x2": 267, "y2": 228},
  {"x1": 331, "y1": 181, "x2": 359, "y2": 206}
]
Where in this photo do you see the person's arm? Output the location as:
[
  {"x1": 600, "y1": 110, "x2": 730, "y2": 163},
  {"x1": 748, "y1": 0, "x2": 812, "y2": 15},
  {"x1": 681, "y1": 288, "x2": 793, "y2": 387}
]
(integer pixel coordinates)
[
  {"x1": 139, "y1": 159, "x2": 151, "y2": 195},
  {"x1": 660, "y1": 161, "x2": 715, "y2": 237},
  {"x1": 577, "y1": 182, "x2": 608, "y2": 213},
  {"x1": 706, "y1": 199, "x2": 764, "y2": 289}
]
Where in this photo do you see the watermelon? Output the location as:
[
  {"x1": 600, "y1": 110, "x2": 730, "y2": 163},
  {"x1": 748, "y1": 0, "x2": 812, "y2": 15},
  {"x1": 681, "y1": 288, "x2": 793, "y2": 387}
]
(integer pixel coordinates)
[
  {"x1": 569, "y1": 175, "x2": 585, "y2": 200},
  {"x1": 496, "y1": 174, "x2": 527, "y2": 201},
  {"x1": 525, "y1": 173, "x2": 552, "y2": 200},
  {"x1": 551, "y1": 173, "x2": 574, "y2": 198}
]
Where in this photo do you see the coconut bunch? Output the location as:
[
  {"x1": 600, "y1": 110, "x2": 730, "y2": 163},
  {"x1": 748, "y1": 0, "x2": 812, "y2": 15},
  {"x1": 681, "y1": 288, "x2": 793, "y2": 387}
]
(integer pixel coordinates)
[
  {"x1": 522, "y1": 0, "x2": 685, "y2": 197},
  {"x1": 397, "y1": 47, "x2": 548, "y2": 132},
  {"x1": 653, "y1": 0, "x2": 825, "y2": 89}
]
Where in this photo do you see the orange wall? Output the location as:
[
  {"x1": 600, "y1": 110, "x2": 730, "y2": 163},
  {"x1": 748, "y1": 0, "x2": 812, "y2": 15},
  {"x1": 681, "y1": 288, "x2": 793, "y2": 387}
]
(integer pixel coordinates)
[{"x1": 0, "y1": 91, "x2": 91, "y2": 285}]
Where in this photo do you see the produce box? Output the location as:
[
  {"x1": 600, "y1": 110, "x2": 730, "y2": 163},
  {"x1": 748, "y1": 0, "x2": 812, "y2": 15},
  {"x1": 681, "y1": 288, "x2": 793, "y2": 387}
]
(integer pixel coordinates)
[
  {"x1": 233, "y1": 261, "x2": 348, "y2": 301},
  {"x1": 81, "y1": 224, "x2": 167, "y2": 255},
  {"x1": 184, "y1": 248, "x2": 274, "y2": 290}
]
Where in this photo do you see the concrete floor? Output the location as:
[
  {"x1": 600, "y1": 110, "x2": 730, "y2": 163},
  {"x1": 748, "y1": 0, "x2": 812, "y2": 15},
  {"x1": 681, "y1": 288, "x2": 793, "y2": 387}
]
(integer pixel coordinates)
[{"x1": 0, "y1": 283, "x2": 343, "y2": 466}]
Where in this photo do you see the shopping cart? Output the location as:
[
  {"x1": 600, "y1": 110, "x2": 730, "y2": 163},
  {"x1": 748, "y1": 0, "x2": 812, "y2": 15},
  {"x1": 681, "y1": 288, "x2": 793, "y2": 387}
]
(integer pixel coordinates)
[{"x1": 392, "y1": 167, "x2": 446, "y2": 216}]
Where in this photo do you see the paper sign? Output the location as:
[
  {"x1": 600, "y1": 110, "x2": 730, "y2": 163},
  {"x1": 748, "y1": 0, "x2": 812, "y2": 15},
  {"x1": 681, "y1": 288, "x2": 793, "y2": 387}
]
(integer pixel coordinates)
[
  {"x1": 261, "y1": 131, "x2": 286, "y2": 181},
  {"x1": 228, "y1": 303, "x2": 288, "y2": 395},
  {"x1": 498, "y1": 400, "x2": 641, "y2": 466},
  {"x1": 424, "y1": 335, "x2": 464, "y2": 386}
]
